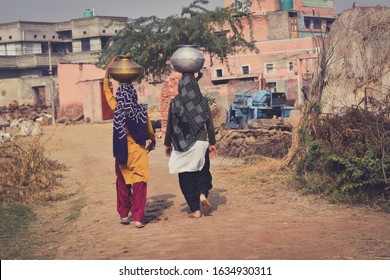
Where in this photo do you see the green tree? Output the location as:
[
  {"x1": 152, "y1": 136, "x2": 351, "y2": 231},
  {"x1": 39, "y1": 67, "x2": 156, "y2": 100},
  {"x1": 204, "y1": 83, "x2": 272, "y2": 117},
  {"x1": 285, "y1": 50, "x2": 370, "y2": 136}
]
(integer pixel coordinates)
[{"x1": 97, "y1": 0, "x2": 257, "y2": 82}]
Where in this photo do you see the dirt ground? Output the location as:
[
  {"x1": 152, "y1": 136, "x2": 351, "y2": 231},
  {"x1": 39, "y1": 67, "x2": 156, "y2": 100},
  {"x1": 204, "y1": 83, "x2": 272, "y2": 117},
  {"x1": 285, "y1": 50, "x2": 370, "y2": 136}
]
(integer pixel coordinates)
[{"x1": 28, "y1": 122, "x2": 390, "y2": 260}]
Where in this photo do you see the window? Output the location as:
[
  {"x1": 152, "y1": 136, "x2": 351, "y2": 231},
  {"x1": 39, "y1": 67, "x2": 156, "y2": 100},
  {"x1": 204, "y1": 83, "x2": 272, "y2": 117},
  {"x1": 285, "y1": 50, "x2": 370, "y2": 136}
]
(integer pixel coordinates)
[
  {"x1": 267, "y1": 82, "x2": 276, "y2": 90},
  {"x1": 304, "y1": 17, "x2": 311, "y2": 29},
  {"x1": 288, "y1": 62, "x2": 294, "y2": 72},
  {"x1": 313, "y1": 18, "x2": 321, "y2": 29},
  {"x1": 101, "y1": 37, "x2": 110, "y2": 50},
  {"x1": 41, "y1": 43, "x2": 49, "y2": 54},
  {"x1": 241, "y1": 65, "x2": 249, "y2": 75},
  {"x1": 81, "y1": 38, "x2": 91, "y2": 52},
  {"x1": 326, "y1": 19, "x2": 334, "y2": 32},
  {"x1": 215, "y1": 69, "x2": 223, "y2": 78},
  {"x1": 265, "y1": 63, "x2": 275, "y2": 74}
]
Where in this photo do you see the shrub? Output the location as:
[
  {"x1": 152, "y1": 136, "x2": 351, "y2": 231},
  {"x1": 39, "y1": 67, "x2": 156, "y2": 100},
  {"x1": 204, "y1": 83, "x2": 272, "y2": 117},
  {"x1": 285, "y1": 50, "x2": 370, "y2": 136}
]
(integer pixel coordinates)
[
  {"x1": 0, "y1": 137, "x2": 66, "y2": 205},
  {"x1": 295, "y1": 109, "x2": 390, "y2": 211}
]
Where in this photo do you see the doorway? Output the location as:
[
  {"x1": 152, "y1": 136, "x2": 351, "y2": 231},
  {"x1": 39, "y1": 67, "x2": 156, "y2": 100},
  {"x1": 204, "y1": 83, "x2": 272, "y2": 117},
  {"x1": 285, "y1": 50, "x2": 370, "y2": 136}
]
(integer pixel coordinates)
[
  {"x1": 100, "y1": 82, "x2": 114, "y2": 120},
  {"x1": 33, "y1": 86, "x2": 46, "y2": 106}
]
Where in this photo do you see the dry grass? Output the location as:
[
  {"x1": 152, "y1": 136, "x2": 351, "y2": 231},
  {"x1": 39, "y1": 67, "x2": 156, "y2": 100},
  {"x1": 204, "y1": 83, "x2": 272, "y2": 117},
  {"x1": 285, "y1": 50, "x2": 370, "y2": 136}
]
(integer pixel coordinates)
[
  {"x1": 0, "y1": 136, "x2": 67, "y2": 205},
  {"x1": 213, "y1": 156, "x2": 293, "y2": 199},
  {"x1": 0, "y1": 135, "x2": 80, "y2": 259}
]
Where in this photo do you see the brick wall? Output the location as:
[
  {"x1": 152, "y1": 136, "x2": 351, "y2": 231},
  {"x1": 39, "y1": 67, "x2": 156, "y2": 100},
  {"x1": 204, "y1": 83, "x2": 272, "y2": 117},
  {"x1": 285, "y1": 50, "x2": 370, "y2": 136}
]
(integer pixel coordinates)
[
  {"x1": 160, "y1": 73, "x2": 180, "y2": 132},
  {"x1": 266, "y1": 11, "x2": 290, "y2": 40}
]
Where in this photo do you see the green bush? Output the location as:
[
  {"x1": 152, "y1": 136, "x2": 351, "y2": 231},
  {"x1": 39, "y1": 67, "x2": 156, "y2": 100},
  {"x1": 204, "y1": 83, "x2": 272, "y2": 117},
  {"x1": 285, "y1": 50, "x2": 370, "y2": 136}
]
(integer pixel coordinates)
[{"x1": 295, "y1": 112, "x2": 390, "y2": 212}]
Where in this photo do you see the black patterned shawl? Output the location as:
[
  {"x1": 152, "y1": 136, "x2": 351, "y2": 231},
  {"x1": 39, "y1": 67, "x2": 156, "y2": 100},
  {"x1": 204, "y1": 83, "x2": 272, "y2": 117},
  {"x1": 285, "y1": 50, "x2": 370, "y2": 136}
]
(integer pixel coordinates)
[{"x1": 168, "y1": 74, "x2": 209, "y2": 152}]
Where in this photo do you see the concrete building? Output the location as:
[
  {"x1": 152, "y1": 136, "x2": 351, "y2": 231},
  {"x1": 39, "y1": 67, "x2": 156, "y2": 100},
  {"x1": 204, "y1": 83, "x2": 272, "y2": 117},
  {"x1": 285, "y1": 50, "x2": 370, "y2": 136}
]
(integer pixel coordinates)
[
  {"x1": 0, "y1": 12, "x2": 127, "y2": 111},
  {"x1": 200, "y1": 0, "x2": 336, "y2": 108}
]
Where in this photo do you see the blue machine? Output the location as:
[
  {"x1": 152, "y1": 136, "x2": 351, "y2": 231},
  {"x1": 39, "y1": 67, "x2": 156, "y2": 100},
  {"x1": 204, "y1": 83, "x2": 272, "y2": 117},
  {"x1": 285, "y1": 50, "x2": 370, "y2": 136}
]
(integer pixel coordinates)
[{"x1": 226, "y1": 89, "x2": 295, "y2": 129}]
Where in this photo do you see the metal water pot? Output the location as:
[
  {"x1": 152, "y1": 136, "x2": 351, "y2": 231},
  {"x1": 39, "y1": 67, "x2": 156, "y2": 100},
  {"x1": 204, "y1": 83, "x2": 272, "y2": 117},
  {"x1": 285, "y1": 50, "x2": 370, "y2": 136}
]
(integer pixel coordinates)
[
  {"x1": 108, "y1": 55, "x2": 144, "y2": 83},
  {"x1": 170, "y1": 45, "x2": 205, "y2": 73}
]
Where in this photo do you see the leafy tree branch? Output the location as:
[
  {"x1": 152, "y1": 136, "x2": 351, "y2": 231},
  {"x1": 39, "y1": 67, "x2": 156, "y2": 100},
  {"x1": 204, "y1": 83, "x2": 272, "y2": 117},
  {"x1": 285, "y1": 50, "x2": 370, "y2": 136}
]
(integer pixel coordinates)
[{"x1": 97, "y1": 0, "x2": 258, "y2": 82}]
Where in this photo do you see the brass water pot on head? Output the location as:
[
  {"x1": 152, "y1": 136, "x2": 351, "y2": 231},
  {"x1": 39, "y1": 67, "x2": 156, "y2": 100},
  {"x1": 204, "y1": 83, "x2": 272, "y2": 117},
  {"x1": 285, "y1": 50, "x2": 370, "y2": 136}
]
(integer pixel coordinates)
[{"x1": 108, "y1": 55, "x2": 144, "y2": 83}]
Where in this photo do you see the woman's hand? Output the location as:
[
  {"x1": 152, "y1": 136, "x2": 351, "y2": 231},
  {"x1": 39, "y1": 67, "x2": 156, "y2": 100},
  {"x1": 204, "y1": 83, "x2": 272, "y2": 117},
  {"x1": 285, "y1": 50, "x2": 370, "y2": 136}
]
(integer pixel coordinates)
[
  {"x1": 146, "y1": 138, "x2": 156, "y2": 153},
  {"x1": 165, "y1": 146, "x2": 172, "y2": 157},
  {"x1": 209, "y1": 145, "x2": 217, "y2": 159}
]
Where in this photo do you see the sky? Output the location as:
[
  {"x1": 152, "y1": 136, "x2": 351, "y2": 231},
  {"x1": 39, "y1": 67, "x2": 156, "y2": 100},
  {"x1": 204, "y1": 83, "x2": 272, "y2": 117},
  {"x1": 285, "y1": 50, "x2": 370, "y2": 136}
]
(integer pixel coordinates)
[{"x1": 0, "y1": 0, "x2": 389, "y2": 23}]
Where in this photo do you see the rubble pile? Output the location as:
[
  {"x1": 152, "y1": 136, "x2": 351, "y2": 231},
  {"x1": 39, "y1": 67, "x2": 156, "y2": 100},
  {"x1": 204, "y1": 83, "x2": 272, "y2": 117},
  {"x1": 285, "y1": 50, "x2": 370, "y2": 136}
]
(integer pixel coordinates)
[
  {"x1": 216, "y1": 127, "x2": 292, "y2": 158},
  {"x1": 0, "y1": 103, "x2": 53, "y2": 142},
  {"x1": 0, "y1": 103, "x2": 53, "y2": 125}
]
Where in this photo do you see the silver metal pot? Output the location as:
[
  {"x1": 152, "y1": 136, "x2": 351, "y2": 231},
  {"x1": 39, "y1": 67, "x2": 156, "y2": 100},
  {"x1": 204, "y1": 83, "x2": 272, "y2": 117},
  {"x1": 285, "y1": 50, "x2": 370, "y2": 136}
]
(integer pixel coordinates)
[{"x1": 170, "y1": 45, "x2": 205, "y2": 73}]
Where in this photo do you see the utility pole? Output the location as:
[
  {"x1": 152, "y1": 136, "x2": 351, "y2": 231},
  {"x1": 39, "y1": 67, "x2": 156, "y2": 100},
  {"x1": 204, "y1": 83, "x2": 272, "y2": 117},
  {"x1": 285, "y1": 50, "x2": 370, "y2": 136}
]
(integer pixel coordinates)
[
  {"x1": 48, "y1": 42, "x2": 56, "y2": 125},
  {"x1": 297, "y1": 57, "x2": 302, "y2": 107}
]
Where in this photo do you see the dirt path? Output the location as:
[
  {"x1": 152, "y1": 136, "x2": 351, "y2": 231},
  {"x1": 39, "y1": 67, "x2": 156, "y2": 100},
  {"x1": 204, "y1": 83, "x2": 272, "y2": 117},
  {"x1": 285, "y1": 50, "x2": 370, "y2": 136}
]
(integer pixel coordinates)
[{"x1": 32, "y1": 122, "x2": 390, "y2": 260}]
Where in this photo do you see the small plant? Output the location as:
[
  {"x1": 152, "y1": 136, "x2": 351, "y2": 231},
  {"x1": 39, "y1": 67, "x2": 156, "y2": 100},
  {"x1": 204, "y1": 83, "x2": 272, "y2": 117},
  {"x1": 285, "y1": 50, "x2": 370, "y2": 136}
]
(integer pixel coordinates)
[
  {"x1": 296, "y1": 129, "x2": 324, "y2": 174},
  {"x1": 204, "y1": 93, "x2": 216, "y2": 106}
]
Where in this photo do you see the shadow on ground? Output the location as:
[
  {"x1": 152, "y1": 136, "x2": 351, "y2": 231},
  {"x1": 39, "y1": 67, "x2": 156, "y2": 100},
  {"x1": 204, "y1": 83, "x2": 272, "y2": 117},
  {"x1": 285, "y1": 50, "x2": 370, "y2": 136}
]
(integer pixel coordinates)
[
  {"x1": 145, "y1": 194, "x2": 175, "y2": 223},
  {"x1": 178, "y1": 188, "x2": 227, "y2": 215}
]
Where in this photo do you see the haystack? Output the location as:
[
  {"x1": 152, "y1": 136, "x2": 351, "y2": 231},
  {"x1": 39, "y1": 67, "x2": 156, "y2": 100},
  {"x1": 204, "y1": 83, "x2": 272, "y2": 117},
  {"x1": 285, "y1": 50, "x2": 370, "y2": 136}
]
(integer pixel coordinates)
[{"x1": 315, "y1": 6, "x2": 390, "y2": 114}]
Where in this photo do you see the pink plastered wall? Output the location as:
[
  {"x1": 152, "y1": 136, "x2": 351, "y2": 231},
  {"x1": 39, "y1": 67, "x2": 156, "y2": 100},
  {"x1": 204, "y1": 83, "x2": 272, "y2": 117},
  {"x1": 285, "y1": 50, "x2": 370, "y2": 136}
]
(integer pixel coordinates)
[
  {"x1": 58, "y1": 63, "x2": 109, "y2": 119},
  {"x1": 58, "y1": 63, "x2": 163, "y2": 122}
]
